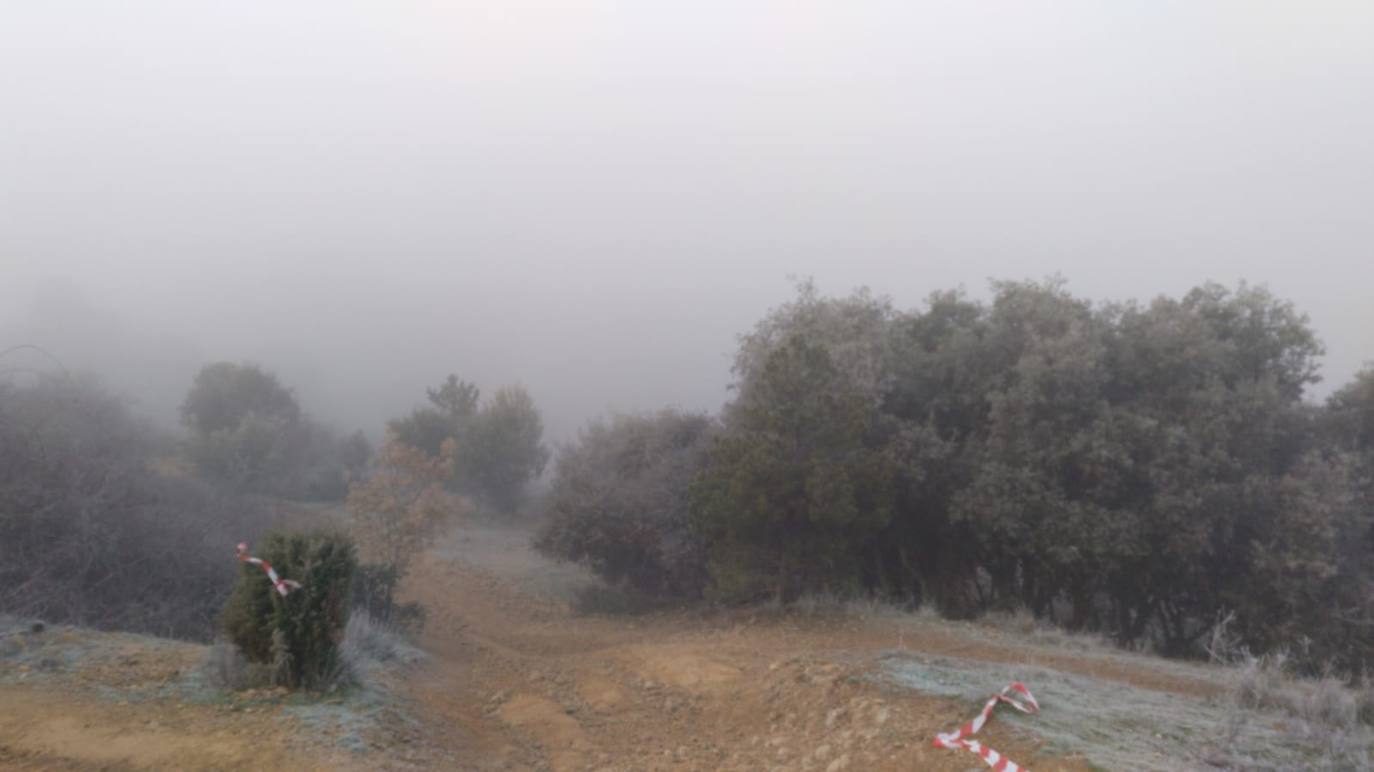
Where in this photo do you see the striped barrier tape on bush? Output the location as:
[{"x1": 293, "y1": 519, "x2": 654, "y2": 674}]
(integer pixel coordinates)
[
  {"x1": 236, "y1": 542, "x2": 302, "y2": 596},
  {"x1": 932, "y1": 681, "x2": 1039, "y2": 772}
]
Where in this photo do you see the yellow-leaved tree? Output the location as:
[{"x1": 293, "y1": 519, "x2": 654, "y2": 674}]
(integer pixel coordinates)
[{"x1": 345, "y1": 436, "x2": 464, "y2": 628}]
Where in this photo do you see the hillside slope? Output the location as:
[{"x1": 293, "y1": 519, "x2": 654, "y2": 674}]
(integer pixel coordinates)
[
  {"x1": 4, "y1": 525, "x2": 1369, "y2": 770},
  {"x1": 395, "y1": 526, "x2": 1369, "y2": 771}
]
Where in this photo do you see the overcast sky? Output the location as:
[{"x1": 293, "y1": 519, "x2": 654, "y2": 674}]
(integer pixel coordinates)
[{"x1": 3, "y1": 1, "x2": 1372, "y2": 441}]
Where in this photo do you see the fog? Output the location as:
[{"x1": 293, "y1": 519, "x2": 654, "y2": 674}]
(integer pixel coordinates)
[{"x1": 4, "y1": 1, "x2": 1373, "y2": 441}]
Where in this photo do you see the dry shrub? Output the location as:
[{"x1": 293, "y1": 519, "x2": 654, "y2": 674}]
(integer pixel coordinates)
[
  {"x1": 534, "y1": 410, "x2": 712, "y2": 600},
  {"x1": 337, "y1": 612, "x2": 424, "y2": 685},
  {"x1": 978, "y1": 608, "x2": 1114, "y2": 652},
  {"x1": 0, "y1": 375, "x2": 285, "y2": 641},
  {"x1": 1220, "y1": 651, "x2": 1374, "y2": 769},
  {"x1": 1359, "y1": 677, "x2": 1374, "y2": 727},
  {"x1": 1231, "y1": 651, "x2": 1362, "y2": 730},
  {"x1": 346, "y1": 437, "x2": 463, "y2": 576},
  {"x1": 203, "y1": 639, "x2": 272, "y2": 690},
  {"x1": 1235, "y1": 652, "x2": 1292, "y2": 712},
  {"x1": 789, "y1": 591, "x2": 909, "y2": 622}
]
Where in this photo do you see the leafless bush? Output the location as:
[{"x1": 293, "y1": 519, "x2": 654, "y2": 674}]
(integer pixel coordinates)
[
  {"x1": 1359, "y1": 676, "x2": 1374, "y2": 727},
  {"x1": 1234, "y1": 651, "x2": 1294, "y2": 713},
  {"x1": 1217, "y1": 651, "x2": 1374, "y2": 769},
  {"x1": 1205, "y1": 609, "x2": 1247, "y2": 664},
  {"x1": 789, "y1": 591, "x2": 910, "y2": 622},
  {"x1": 979, "y1": 608, "x2": 1115, "y2": 652},
  {"x1": 202, "y1": 640, "x2": 272, "y2": 690},
  {"x1": 0, "y1": 375, "x2": 285, "y2": 641},
  {"x1": 337, "y1": 612, "x2": 423, "y2": 686}
]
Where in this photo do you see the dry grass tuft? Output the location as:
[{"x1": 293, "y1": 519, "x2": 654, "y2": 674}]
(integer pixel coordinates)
[
  {"x1": 789, "y1": 591, "x2": 911, "y2": 621},
  {"x1": 337, "y1": 612, "x2": 424, "y2": 685},
  {"x1": 1204, "y1": 652, "x2": 1374, "y2": 769},
  {"x1": 205, "y1": 612, "x2": 423, "y2": 693},
  {"x1": 978, "y1": 608, "x2": 1115, "y2": 653},
  {"x1": 202, "y1": 639, "x2": 273, "y2": 691}
]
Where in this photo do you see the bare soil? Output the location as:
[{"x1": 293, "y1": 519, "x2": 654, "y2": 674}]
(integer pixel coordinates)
[
  {"x1": 0, "y1": 524, "x2": 1253, "y2": 770},
  {"x1": 0, "y1": 629, "x2": 358, "y2": 770},
  {"x1": 392, "y1": 525, "x2": 1228, "y2": 770}
]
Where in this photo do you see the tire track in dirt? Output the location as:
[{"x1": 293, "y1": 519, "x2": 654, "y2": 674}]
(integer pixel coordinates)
[{"x1": 395, "y1": 528, "x2": 1101, "y2": 771}]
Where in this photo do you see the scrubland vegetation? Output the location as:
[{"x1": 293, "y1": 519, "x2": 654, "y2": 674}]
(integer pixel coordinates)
[
  {"x1": 537, "y1": 279, "x2": 1374, "y2": 676},
  {"x1": 0, "y1": 374, "x2": 285, "y2": 640},
  {"x1": 4, "y1": 276, "x2": 1373, "y2": 699},
  {"x1": 0, "y1": 359, "x2": 544, "y2": 691}
]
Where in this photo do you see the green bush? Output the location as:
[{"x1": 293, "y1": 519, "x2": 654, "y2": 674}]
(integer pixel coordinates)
[
  {"x1": 534, "y1": 410, "x2": 712, "y2": 599},
  {"x1": 222, "y1": 529, "x2": 357, "y2": 689},
  {"x1": 692, "y1": 334, "x2": 898, "y2": 603}
]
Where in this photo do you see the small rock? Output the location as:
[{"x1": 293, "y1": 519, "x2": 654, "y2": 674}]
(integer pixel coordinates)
[{"x1": 825, "y1": 754, "x2": 851, "y2": 772}]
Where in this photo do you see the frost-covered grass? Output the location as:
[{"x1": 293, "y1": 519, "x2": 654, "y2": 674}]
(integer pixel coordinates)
[
  {"x1": 880, "y1": 651, "x2": 1374, "y2": 770},
  {"x1": 789, "y1": 591, "x2": 923, "y2": 622},
  {"x1": 2, "y1": 612, "x2": 427, "y2": 757},
  {"x1": 337, "y1": 611, "x2": 425, "y2": 684}
]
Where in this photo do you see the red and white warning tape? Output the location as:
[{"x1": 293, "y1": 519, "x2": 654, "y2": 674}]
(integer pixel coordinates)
[
  {"x1": 236, "y1": 542, "x2": 302, "y2": 597},
  {"x1": 932, "y1": 681, "x2": 1040, "y2": 772}
]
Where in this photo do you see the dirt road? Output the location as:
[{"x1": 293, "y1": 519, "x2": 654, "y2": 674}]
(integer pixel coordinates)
[
  {"x1": 2, "y1": 524, "x2": 1243, "y2": 770},
  {"x1": 394, "y1": 526, "x2": 1211, "y2": 770}
]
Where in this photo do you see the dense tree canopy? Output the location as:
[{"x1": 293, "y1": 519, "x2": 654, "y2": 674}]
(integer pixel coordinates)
[
  {"x1": 181, "y1": 361, "x2": 300, "y2": 435},
  {"x1": 388, "y1": 375, "x2": 549, "y2": 513},
  {"x1": 181, "y1": 362, "x2": 369, "y2": 499},
  {"x1": 539, "y1": 279, "x2": 1374, "y2": 672},
  {"x1": 694, "y1": 334, "x2": 898, "y2": 602},
  {"x1": 535, "y1": 410, "x2": 712, "y2": 598},
  {"x1": 1, "y1": 375, "x2": 283, "y2": 640}
]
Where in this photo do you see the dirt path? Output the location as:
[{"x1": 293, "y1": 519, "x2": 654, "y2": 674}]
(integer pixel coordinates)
[
  {"x1": 0, "y1": 525, "x2": 1237, "y2": 770},
  {"x1": 394, "y1": 525, "x2": 1232, "y2": 770}
]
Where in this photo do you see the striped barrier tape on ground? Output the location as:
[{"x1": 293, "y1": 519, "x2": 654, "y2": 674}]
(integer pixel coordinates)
[
  {"x1": 932, "y1": 681, "x2": 1039, "y2": 772},
  {"x1": 236, "y1": 542, "x2": 302, "y2": 596}
]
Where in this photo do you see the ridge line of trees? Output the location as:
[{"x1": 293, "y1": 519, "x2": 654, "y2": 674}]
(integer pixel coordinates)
[{"x1": 538, "y1": 278, "x2": 1374, "y2": 672}]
